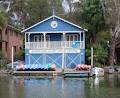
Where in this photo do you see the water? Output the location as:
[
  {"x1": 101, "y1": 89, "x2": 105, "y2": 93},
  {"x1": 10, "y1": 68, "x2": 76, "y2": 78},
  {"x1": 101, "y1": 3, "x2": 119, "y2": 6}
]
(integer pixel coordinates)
[{"x1": 0, "y1": 75, "x2": 120, "y2": 98}]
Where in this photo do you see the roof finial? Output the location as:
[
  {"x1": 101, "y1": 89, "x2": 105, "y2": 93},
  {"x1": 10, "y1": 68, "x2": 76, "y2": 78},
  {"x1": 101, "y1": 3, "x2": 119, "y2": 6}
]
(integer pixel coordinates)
[
  {"x1": 52, "y1": 0, "x2": 55, "y2": 16},
  {"x1": 52, "y1": 7, "x2": 55, "y2": 16}
]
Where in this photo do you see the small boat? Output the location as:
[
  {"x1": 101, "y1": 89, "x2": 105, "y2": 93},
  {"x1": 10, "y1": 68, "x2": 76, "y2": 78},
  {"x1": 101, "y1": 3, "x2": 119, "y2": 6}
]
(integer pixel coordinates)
[{"x1": 91, "y1": 67, "x2": 104, "y2": 76}]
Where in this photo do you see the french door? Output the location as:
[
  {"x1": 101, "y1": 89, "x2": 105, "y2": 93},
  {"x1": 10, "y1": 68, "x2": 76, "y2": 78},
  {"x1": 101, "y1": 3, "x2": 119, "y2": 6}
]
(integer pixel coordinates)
[{"x1": 65, "y1": 34, "x2": 79, "y2": 47}]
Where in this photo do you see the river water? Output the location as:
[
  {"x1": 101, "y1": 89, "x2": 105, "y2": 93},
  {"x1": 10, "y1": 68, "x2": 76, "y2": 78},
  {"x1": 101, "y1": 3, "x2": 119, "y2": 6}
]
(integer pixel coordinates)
[{"x1": 0, "y1": 74, "x2": 120, "y2": 98}]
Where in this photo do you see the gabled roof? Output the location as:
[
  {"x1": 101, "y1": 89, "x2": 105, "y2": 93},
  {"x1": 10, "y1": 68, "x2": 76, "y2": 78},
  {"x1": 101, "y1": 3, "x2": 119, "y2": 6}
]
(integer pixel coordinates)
[{"x1": 22, "y1": 15, "x2": 87, "y2": 33}]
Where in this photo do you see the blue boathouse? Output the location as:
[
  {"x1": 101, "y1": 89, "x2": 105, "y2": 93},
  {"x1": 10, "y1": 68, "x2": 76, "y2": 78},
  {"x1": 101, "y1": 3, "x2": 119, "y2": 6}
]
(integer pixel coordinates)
[{"x1": 22, "y1": 15, "x2": 87, "y2": 69}]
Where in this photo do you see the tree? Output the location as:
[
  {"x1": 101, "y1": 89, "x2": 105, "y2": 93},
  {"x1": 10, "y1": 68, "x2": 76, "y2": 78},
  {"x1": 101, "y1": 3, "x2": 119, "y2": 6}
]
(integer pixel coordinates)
[
  {"x1": 0, "y1": 11, "x2": 8, "y2": 30},
  {"x1": 80, "y1": 0, "x2": 105, "y2": 43},
  {"x1": 10, "y1": 0, "x2": 64, "y2": 28},
  {"x1": 100, "y1": 0, "x2": 120, "y2": 65},
  {"x1": 78, "y1": 0, "x2": 109, "y2": 66}
]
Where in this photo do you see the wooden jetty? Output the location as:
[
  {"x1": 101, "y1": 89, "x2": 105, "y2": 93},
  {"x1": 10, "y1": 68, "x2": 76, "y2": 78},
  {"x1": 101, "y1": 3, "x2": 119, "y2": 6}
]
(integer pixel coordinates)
[
  {"x1": 63, "y1": 69, "x2": 91, "y2": 78},
  {"x1": 12, "y1": 68, "x2": 91, "y2": 77},
  {"x1": 13, "y1": 70, "x2": 62, "y2": 76}
]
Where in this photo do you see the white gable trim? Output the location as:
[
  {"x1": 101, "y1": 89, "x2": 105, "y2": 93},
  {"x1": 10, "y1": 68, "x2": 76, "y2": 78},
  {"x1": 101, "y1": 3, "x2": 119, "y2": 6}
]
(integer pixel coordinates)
[
  {"x1": 54, "y1": 15, "x2": 88, "y2": 31},
  {"x1": 21, "y1": 16, "x2": 53, "y2": 33},
  {"x1": 22, "y1": 15, "x2": 87, "y2": 33}
]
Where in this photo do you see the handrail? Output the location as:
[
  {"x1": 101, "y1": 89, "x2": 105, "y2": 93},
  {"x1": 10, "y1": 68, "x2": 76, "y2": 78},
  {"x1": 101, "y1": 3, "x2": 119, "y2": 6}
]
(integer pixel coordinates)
[{"x1": 25, "y1": 41, "x2": 85, "y2": 49}]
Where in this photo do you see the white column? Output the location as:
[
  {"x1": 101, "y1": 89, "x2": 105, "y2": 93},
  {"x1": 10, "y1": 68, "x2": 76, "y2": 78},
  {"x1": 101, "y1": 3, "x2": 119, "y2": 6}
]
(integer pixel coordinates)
[
  {"x1": 25, "y1": 33, "x2": 26, "y2": 49},
  {"x1": 28, "y1": 33, "x2": 30, "y2": 67},
  {"x1": 43, "y1": 33, "x2": 46, "y2": 48},
  {"x1": 83, "y1": 32, "x2": 85, "y2": 49},
  {"x1": 43, "y1": 33, "x2": 46, "y2": 66},
  {"x1": 28, "y1": 33, "x2": 30, "y2": 42},
  {"x1": 80, "y1": 32, "x2": 81, "y2": 49},
  {"x1": 62, "y1": 32, "x2": 65, "y2": 70}
]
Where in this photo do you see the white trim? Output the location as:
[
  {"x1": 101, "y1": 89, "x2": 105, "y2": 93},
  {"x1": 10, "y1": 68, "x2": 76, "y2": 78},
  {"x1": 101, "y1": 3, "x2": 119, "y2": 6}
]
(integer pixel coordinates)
[
  {"x1": 43, "y1": 33, "x2": 46, "y2": 48},
  {"x1": 54, "y1": 15, "x2": 88, "y2": 31},
  {"x1": 21, "y1": 15, "x2": 87, "y2": 33},
  {"x1": 21, "y1": 16, "x2": 54, "y2": 33},
  {"x1": 25, "y1": 31, "x2": 82, "y2": 34},
  {"x1": 28, "y1": 33, "x2": 30, "y2": 42},
  {"x1": 29, "y1": 49, "x2": 80, "y2": 54}
]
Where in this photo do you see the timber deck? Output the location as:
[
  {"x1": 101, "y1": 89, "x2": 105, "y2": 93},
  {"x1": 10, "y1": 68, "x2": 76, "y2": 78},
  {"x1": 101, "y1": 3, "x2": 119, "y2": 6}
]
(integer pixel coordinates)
[
  {"x1": 63, "y1": 70, "x2": 91, "y2": 77},
  {"x1": 13, "y1": 70, "x2": 62, "y2": 76},
  {"x1": 12, "y1": 68, "x2": 91, "y2": 77}
]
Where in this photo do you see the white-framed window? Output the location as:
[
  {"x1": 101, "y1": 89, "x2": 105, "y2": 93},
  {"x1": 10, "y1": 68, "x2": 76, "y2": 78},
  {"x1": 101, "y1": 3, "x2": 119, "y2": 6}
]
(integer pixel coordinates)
[
  {"x1": 66, "y1": 34, "x2": 79, "y2": 41},
  {"x1": 33, "y1": 35, "x2": 50, "y2": 42},
  {"x1": 65, "y1": 34, "x2": 79, "y2": 47}
]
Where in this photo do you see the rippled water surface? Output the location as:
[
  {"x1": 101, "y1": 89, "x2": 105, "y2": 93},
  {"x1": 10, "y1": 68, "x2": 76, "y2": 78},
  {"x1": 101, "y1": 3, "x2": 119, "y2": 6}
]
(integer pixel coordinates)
[{"x1": 0, "y1": 74, "x2": 120, "y2": 98}]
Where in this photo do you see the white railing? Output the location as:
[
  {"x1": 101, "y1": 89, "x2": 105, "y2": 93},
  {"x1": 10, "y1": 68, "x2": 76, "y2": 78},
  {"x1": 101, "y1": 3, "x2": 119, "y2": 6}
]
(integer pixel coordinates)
[{"x1": 25, "y1": 41, "x2": 85, "y2": 49}]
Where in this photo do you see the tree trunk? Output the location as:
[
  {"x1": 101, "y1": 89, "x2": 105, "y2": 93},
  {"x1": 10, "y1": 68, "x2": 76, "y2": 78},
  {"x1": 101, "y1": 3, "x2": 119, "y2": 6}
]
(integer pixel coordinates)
[{"x1": 108, "y1": 38, "x2": 116, "y2": 65}]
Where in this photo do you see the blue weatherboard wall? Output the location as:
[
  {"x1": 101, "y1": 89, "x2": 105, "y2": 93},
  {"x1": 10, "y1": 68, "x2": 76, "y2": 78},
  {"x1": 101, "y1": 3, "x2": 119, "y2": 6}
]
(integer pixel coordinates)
[{"x1": 25, "y1": 49, "x2": 85, "y2": 69}]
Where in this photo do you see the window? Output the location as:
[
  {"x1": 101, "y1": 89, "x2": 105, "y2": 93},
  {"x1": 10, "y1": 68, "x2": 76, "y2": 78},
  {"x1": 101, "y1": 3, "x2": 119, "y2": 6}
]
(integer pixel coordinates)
[
  {"x1": 33, "y1": 35, "x2": 50, "y2": 42},
  {"x1": 74, "y1": 35, "x2": 78, "y2": 41},
  {"x1": 46, "y1": 35, "x2": 50, "y2": 41},
  {"x1": 65, "y1": 34, "x2": 79, "y2": 47},
  {"x1": 66, "y1": 34, "x2": 79, "y2": 41},
  {"x1": 34, "y1": 36, "x2": 38, "y2": 42}
]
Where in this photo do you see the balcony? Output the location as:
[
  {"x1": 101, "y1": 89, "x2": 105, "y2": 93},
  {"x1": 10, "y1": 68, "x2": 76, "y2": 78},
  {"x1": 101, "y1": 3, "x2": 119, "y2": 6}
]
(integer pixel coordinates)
[{"x1": 25, "y1": 41, "x2": 85, "y2": 49}]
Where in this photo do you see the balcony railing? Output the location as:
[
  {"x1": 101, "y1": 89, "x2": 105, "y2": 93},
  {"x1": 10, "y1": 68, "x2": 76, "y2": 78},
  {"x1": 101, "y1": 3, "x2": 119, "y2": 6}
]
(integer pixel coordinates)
[{"x1": 25, "y1": 41, "x2": 85, "y2": 49}]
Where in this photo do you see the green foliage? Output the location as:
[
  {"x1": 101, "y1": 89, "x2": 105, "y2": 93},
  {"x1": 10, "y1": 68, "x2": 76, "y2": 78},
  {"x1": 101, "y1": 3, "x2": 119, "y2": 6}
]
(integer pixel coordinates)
[
  {"x1": 0, "y1": 50, "x2": 7, "y2": 69},
  {"x1": 25, "y1": 0, "x2": 51, "y2": 27},
  {"x1": 15, "y1": 49, "x2": 25, "y2": 60},
  {"x1": 80, "y1": 0, "x2": 105, "y2": 43},
  {"x1": 86, "y1": 43, "x2": 108, "y2": 67},
  {"x1": 0, "y1": 50, "x2": 4, "y2": 59},
  {"x1": 0, "y1": 11, "x2": 8, "y2": 29},
  {"x1": 79, "y1": 0, "x2": 110, "y2": 66},
  {"x1": 10, "y1": 0, "x2": 64, "y2": 28}
]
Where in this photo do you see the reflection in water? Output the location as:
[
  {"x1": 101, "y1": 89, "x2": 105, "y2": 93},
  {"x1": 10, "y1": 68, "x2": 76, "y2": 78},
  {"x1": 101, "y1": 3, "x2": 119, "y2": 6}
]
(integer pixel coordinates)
[{"x1": 0, "y1": 75, "x2": 120, "y2": 98}]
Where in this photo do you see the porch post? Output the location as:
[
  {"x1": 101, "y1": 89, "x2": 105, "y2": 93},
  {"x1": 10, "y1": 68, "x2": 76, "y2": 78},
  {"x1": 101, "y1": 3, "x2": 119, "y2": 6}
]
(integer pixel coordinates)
[
  {"x1": 43, "y1": 33, "x2": 46, "y2": 48},
  {"x1": 79, "y1": 32, "x2": 81, "y2": 64},
  {"x1": 83, "y1": 32, "x2": 85, "y2": 49},
  {"x1": 28, "y1": 33, "x2": 30, "y2": 67},
  {"x1": 62, "y1": 32, "x2": 65, "y2": 70},
  {"x1": 25, "y1": 33, "x2": 26, "y2": 49},
  {"x1": 43, "y1": 33, "x2": 46, "y2": 67},
  {"x1": 80, "y1": 32, "x2": 81, "y2": 48},
  {"x1": 28, "y1": 33, "x2": 30, "y2": 42}
]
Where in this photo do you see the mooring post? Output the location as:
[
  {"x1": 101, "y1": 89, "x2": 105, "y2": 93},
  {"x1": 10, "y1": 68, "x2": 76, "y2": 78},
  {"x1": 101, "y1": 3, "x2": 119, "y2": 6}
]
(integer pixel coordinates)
[
  {"x1": 91, "y1": 47, "x2": 94, "y2": 68},
  {"x1": 12, "y1": 46, "x2": 14, "y2": 69}
]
